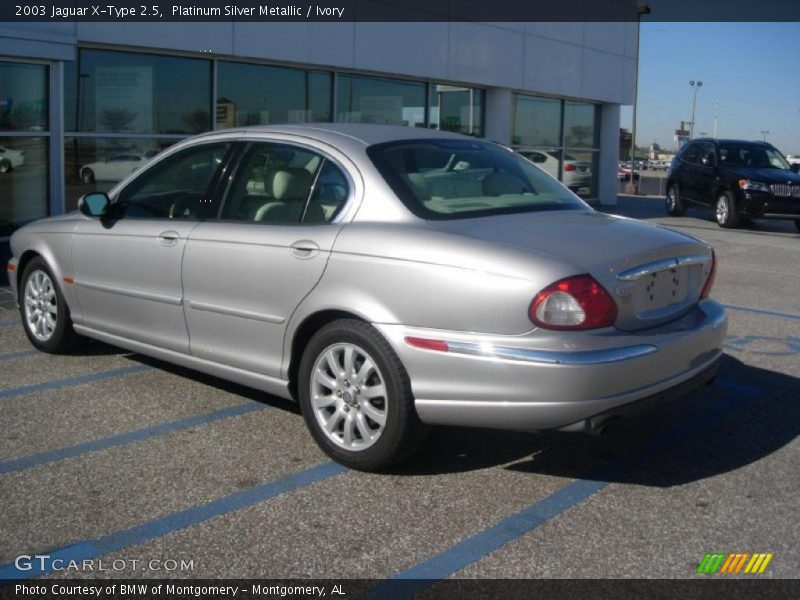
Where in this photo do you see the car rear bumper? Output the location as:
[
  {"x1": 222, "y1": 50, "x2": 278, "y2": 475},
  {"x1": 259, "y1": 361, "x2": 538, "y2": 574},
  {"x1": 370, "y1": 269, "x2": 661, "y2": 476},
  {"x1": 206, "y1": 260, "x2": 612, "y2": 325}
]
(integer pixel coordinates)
[{"x1": 375, "y1": 299, "x2": 727, "y2": 431}]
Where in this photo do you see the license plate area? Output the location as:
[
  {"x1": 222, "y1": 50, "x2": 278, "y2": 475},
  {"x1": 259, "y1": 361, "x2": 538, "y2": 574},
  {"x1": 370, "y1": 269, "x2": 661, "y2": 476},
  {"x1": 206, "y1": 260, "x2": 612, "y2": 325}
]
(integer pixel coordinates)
[{"x1": 634, "y1": 266, "x2": 690, "y2": 315}]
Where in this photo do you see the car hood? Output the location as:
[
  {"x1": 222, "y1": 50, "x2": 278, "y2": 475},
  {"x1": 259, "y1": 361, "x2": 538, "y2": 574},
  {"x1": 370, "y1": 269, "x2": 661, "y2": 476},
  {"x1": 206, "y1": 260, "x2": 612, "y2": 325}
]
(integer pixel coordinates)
[
  {"x1": 429, "y1": 209, "x2": 712, "y2": 331},
  {"x1": 722, "y1": 166, "x2": 800, "y2": 184}
]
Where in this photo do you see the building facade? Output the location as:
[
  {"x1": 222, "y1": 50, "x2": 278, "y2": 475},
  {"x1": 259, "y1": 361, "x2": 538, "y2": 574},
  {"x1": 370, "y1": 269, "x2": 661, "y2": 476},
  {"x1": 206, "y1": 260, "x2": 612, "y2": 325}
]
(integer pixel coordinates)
[{"x1": 0, "y1": 18, "x2": 636, "y2": 238}]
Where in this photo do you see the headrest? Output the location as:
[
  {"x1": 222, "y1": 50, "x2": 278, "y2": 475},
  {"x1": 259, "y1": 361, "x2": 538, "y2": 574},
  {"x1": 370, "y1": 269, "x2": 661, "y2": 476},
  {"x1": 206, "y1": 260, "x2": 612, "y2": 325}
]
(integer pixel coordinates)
[
  {"x1": 270, "y1": 168, "x2": 312, "y2": 201},
  {"x1": 482, "y1": 172, "x2": 525, "y2": 196}
]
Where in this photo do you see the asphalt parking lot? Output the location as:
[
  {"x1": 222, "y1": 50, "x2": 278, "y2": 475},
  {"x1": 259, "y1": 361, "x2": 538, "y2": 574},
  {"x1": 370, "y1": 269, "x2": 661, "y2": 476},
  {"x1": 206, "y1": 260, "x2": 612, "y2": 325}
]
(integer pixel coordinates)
[{"x1": 0, "y1": 196, "x2": 798, "y2": 587}]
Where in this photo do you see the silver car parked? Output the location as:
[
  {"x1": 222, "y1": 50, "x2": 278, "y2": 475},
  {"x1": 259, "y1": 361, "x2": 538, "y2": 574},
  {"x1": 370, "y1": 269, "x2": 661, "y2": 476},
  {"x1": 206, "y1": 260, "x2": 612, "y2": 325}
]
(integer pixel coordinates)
[{"x1": 8, "y1": 124, "x2": 727, "y2": 471}]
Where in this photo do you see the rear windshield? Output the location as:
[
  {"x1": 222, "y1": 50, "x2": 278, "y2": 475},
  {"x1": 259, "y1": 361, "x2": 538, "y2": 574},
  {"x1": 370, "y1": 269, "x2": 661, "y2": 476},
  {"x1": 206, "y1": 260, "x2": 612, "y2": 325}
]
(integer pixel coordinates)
[{"x1": 366, "y1": 139, "x2": 587, "y2": 220}]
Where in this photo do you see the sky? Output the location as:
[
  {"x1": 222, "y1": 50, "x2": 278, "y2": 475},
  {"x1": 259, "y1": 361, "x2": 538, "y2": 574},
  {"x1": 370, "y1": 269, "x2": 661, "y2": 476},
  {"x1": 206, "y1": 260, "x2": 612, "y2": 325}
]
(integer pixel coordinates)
[{"x1": 621, "y1": 22, "x2": 800, "y2": 155}]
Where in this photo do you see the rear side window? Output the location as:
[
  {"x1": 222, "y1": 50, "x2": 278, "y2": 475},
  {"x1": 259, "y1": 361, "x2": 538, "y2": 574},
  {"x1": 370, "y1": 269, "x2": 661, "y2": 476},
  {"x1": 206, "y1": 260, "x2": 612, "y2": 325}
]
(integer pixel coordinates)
[{"x1": 367, "y1": 139, "x2": 585, "y2": 220}]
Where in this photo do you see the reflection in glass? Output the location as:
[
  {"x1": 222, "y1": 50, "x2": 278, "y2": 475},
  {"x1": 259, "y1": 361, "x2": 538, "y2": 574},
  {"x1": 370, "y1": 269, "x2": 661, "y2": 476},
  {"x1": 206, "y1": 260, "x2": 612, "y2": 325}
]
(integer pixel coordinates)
[
  {"x1": 0, "y1": 138, "x2": 48, "y2": 235},
  {"x1": 429, "y1": 85, "x2": 484, "y2": 137},
  {"x1": 512, "y1": 96, "x2": 561, "y2": 147},
  {"x1": 563, "y1": 101, "x2": 598, "y2": 148},
  {"x1": 0, "y1": 62, "x2": 48, "y2": 132},
  {"x1": 64, "y1": 49, "x2": 211, "y2": 134},
  {"x1": 216, "y1": 62, "x2": 331, "y2": 128},
  {"x1": 64, "y1": 137, "x2": 180, "y2": 212},
  {"x1": 336, "y1": 74, "x2": 425, "y2": 127},
  {"x1": 560, "y1": 150, "x2": 598, "y2": 198},
  {"x1": 516, "y1": 148, "x2": 562, "y2": 181}
]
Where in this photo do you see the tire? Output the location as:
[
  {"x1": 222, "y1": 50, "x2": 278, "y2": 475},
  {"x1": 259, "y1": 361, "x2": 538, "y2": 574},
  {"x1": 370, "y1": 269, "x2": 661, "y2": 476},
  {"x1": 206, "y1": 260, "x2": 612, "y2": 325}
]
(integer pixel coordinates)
[
  {"x1": 715, "y1": 191, "x2": 740, "y2": 228},
  {"x1": 665, "y1": 184, "x2": 686, "y2": 216},
  {"x1": 18, "y1": 257, "x2": 85, "y2": 353},
  {"x1": 297, "y1": 319, "x2": 426, "y2": 471},
  {"x1": 795, "y1": 219, "x2": 800, "y2": 234},
  {"x1": 81, "y1": 168, "x2": 95, "y2": 184},
  {"x1": 0, "y1": 160, "x2": 11, "y2": 174}
]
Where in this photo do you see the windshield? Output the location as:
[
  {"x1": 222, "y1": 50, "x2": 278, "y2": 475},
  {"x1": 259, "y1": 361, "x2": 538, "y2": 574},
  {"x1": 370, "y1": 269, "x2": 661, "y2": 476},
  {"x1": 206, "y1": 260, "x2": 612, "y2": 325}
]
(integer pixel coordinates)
[
  {"x1": 719, "y1": 144, "x2": 791, "y2": 170},
  {"x1": 367, "y1": 139, "x2": 587, "y2": 220}
]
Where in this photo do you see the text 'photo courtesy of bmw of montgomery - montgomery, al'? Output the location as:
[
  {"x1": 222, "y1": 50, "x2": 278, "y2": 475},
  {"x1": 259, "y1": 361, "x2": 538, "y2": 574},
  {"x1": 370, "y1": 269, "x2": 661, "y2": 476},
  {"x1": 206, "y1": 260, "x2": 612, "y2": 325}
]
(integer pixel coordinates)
[{"x1": 7, "y1": 124, "x2": 727, "y2": 471}]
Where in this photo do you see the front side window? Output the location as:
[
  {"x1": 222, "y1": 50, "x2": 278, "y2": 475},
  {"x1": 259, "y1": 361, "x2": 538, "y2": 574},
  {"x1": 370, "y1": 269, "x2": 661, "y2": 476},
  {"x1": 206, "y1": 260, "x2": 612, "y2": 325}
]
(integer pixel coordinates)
[
  {"x1": 220, "y1": 143, "x2": 348, "y2": 224},
  {"x1": 719, "y1": 144, "x2": 790, "y2": 170},
  {"x1": 114, "y1": 142, "x2": 230, "y2": 220},
  {"x1": 368, "y1": 139, "x2": 587, "y2": 220}
]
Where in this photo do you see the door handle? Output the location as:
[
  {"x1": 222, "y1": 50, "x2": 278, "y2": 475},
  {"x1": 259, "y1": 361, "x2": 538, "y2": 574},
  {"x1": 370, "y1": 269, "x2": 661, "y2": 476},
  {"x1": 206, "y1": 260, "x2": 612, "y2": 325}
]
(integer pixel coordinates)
[
  {"x1": 158, "y1": 230, "x2": 180, "y2": 246},
  {"x1": 289, "y1": 240, "x2": 320, "y2": 259}
]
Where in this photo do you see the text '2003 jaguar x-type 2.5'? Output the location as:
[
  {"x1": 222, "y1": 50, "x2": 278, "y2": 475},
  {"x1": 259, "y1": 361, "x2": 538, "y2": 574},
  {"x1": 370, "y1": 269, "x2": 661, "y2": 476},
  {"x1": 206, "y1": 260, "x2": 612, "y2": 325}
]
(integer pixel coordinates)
[{"x1": 8, "y1": 124, "x2": 727, "y2": 471}]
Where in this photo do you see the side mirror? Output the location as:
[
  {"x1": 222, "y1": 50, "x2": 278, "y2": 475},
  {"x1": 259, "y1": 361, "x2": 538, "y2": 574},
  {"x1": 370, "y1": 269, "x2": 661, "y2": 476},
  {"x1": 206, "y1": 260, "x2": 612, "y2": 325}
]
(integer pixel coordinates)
[
  {"x1": 78, "y1": 192, "x2": 110, "y2": 218},
  {"x1": 790, "y1": 163, "x2": 800, "y2": 174}
]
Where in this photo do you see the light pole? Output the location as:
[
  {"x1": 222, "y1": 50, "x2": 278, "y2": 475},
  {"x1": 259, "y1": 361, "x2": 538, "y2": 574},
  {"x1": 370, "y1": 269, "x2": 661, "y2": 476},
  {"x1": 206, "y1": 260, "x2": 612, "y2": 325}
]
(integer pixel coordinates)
[
  {"x1": 689, "y1": 80, "x2": 702, "y2": 139},
  {"x1": 713, "y1": 99, "x2": 719, "y2": 138},
  {"x1": 626, "y1": 3, "x2": 651, "y2": 195},
  {"x1": 699, "y1": 131, "x2": 707, "y2": 138},
  {"x1": 760, "y1": 130, "x2": 770, "y2": 141}
]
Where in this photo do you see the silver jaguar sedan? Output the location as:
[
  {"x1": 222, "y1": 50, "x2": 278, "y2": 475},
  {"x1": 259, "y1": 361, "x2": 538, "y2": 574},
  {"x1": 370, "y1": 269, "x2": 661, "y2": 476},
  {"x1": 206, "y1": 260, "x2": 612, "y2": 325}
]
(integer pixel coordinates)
[{"x1": 7, "y1": 124, "x2": 727, "y2": 471}]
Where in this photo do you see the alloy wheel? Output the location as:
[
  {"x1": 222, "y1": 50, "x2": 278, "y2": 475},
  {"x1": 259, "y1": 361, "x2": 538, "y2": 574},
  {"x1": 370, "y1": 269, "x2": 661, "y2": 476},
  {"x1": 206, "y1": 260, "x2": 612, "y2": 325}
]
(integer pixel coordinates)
[
  {"x1": 24, "y1": 270, "x2": 58, "y2": 342},
  {"x1": 310, "y1": 343, "x2": 388, "y2": 451}
]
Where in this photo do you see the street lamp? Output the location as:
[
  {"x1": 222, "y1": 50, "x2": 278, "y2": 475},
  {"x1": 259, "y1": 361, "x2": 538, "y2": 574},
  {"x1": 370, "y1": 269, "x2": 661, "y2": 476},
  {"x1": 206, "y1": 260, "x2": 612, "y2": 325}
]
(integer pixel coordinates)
[
  {"x1": 626, "y1": 3, "x2": 651, "y2": 195},
  {"x1": 760, "y1": 130, "x2": 770, "y2": 141},
  {"x1": 689, "y1": 80, "x2": 703, "y2": 139}
]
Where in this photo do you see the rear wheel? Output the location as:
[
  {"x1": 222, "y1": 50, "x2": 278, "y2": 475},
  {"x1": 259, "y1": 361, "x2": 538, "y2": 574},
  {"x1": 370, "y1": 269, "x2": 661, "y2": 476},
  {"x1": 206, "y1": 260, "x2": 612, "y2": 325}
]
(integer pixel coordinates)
[
  {"x1": 0, "y1": 159, "x2": 11, "y2": 174},
  {"x1": 794, "y1": 219, "x2": 800, "y2": 233},
  {"x1": 298, "y1": 319, "x2": 426, "y2": 471},
  {"x1": 18, "y1": 258, "x2": 84, "y2": 353},
  {"x1": 665, "y1": 184, "x2": 686, "y2": 216},
  {"x1": 715, "y1": 191, "x2": 740, "y2": 228},
  {"x1": 81, "y1": 168, "x2": 95, "y2": 184}
]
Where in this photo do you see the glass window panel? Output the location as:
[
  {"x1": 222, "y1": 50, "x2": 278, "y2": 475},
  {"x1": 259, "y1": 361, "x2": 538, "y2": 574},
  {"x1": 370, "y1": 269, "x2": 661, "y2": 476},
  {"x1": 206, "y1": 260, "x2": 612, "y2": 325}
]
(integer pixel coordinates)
[
  {"x1": 64, "y1": 49, "x2": 211, "y2": 134},
  {"x1": 216, "y1": 62, "x2": 331, "y2": 128},
  {"x1": 0, "y1": 62, "x2": 48, "y2": 132},
  {"x1": 115, "y1": 142, "x2": 230, "y2": 220},
  {"x1": 561, "y1": 150, "x2": 598, "y2": 198},
  {"x1": 336, "y1": 74, "x2": 425, "y2": 128},
  {"x1": 563, "y1": 101, "x2": 598, "y2": 149},
  {"x1": 64, "y1": 137, "x2": 181, "y2": 212},
  {"x1": 512, "y1": 96, "x2": 561, "y2": 147},
  {"x1": 0, "y1": 137, "x2": 48, "y2": 235},
  {"x1": 429, "y1": 85, "x2": 484, "y2": 137}
]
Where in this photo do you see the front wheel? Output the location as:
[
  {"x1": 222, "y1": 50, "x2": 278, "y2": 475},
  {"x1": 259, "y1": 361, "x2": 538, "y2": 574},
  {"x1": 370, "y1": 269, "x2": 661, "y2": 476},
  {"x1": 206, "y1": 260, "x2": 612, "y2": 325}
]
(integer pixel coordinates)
[
  {"x1": 665, "y1": 184, "x2": 686, "y2": 216},
  {"x1": 18, "y1": 258, "x2": 85, "y2": 353},
  {"x1": 81, "y1": 168, "x2": 95, "y2": 184},
  {"x1": 298, "y1": 319, "x2": 426, "y2": 471},
  {"x1": 794, "y1": 219, "x2": 800, "y2": 233},
  {"x1": 0, "y1": 160, "x2": 11, "y2": 174},
  {"x1": 715, "y1": 191, "x2": 740, "y2": 228}
]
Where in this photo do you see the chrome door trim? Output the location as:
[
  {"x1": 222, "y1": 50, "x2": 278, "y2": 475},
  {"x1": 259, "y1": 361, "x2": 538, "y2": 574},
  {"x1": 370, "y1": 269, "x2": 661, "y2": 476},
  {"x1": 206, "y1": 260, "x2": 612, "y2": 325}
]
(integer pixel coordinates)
[
  {"x1": 74, "y1": 279, "x2": 183, "y2": 306},
  {"x1": 187, "y1": 300, "x2": 285, "y2": 324}
]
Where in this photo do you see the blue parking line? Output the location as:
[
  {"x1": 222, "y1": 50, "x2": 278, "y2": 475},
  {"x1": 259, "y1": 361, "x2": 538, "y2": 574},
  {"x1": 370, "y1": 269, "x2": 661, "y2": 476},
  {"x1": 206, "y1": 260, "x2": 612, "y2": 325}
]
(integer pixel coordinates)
[
  {"x1": 363, "y1": 380, "x2": 763, "y2": 597},
  {"x1": 723, "y1": 303, "x2": 800, "y2": 321},
  {"x1": 0, "y1": 320, "x2": 18, "y2": 328},
  {"x1": 0, "y1": 402, "x2": 266, "y2": 475},
  {"x1": 0, "y1": 460, "x2": 347, "y2": 580},
  {"x1": 0, "y1": 349, "x2": 38, "y2": 363},
  {"x1": 0, "y1": 365, "x2": 152, "y2": 400}
]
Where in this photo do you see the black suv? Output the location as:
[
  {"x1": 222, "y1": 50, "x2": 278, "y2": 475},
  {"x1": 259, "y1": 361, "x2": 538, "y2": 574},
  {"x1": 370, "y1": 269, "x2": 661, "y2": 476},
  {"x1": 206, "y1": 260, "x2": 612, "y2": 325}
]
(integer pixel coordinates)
[{"x1": 666, "y1": 138, "x2": 800, "y2": 231}]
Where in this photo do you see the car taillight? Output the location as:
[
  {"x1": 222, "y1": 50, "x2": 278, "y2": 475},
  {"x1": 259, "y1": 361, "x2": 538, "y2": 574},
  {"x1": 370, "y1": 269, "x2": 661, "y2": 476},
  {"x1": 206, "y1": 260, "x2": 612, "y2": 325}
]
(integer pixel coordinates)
[
  {"x1": 530, "y1": 275, "x2": 618, "y2": 330},
  {"x1": 701, "y1": 250, "x2": 717, "y2": 299},
  {"x1": 564, "y1": 163, "x2": 577, "y2": 172}
]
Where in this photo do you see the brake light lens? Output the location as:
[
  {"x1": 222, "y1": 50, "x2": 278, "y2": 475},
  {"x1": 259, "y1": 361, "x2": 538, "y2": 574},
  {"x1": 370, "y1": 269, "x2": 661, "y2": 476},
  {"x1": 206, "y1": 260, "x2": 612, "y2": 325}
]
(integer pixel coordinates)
[
  {"x1": 701, "y1": 250, "x2": 717, "y2": 299},
  {"x1": 530, "y1": 275, "x2": 618, "y2": 330},
  {"x1": 563, "y1": 163, "x2": 577, "y2": 172}
]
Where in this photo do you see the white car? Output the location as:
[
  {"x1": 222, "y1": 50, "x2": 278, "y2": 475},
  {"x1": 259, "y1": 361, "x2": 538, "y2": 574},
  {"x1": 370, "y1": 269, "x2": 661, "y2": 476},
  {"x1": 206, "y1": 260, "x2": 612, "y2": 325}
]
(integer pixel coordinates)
[
  {"x1": 515, "y1": 148, "x2": 591, "y2": 192},
  {"x1": 786, "y1": 155, "x2": 800, "y2": 167},
  {"x1": 80, "y1": 153, "x2": 154, "y2": 184},
  {"x1": 0, "y1": 146, "x2": 26, "y2": 173}
]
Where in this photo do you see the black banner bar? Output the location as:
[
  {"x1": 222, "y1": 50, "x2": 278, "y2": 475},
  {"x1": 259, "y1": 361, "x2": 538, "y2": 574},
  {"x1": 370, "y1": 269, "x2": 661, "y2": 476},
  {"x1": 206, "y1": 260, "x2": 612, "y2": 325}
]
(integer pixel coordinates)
[{"x1": 3, "y1": 0, "x2": 800, "y2": 22}]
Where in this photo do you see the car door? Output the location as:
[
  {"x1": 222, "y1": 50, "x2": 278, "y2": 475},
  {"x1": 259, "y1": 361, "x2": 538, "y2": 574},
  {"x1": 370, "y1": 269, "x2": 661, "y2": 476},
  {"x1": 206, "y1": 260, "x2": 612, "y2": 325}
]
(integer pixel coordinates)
[
  {"x1": 72, "y1": 141, "x2": 232, "y2": 353},
  {"x1": 694, "y1": 142, "x2": 718, "y2": 205},
  {"x1": 679, "y1": 142, "x2": 702, "y2": 202},
  {"x1": 181, "y1": 141, "x2": 353, "y2": 378}
]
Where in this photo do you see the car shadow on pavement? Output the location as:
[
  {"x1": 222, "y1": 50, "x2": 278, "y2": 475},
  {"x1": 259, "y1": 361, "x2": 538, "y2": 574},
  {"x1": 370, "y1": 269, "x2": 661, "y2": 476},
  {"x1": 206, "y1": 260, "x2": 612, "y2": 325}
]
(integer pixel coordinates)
[{"x1": 83, "y1": 342, "x2": 799, "y2": 483}]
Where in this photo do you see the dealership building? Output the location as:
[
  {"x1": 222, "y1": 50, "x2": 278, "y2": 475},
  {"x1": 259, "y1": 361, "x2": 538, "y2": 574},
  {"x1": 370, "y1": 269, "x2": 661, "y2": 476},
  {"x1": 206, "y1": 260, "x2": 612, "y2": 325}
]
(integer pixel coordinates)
[{"x1": 0, "y1": 15, "x2": 636, "y2": 238}]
